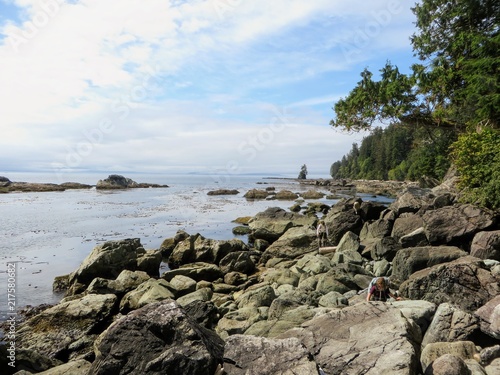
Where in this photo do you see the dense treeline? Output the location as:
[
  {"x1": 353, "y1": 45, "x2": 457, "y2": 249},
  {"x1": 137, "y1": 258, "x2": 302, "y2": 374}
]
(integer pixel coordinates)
[
  {"x1": 330, "y1": 0, "x2": 500, "y2": 209},
  {"x1": 330, "y1": 124, "x2": 456, "y2": 182}
]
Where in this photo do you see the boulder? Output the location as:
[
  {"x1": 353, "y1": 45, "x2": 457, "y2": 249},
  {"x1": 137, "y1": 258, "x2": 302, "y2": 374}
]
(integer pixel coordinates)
[
  {"x1": 400, "y1": 256, "x2": 500, "y2": 313},
  {"x1": 392, "y1": 214, "x2": 425, "y2": 241},
  {"x1": 245, "y1": 305, "x2": 320, "y2": 338},
  {"x1": 0, "y1": 176, "x2": 11, "y2": 187},
  {"x1": 475, "y1": 295, "x2": 500, "y2": 339},
  {"x1": 136, "y1": 249, "x2": 162, "y2": 277},
  {"x1": 422, "y1": 205, "x2": 496, "y2": 246},
  {"x1": 400, "y1": 227, "x2": 430, "y2": 248},
  {"x1": 168, "y1": 275, "x2": 197, "y2": 297},
  {"x1": 86, "y1": 269, "x2": 151, "y2": 296},
  {"x1": 90, "y1": 300, "x2": 224, "y2": 375},
  {"x1": 249, "y1": 207, "x2": 315, "y2": 243},
  {"x1": 159, "y1": 230, "x2": 189, "y2": 258},
  {"x1": 360, "y1": 219, "x2": 393, "y2": 241},
  {"x1": 336, "y1": 231, "x2": 360, "y2": 253},
  {"x1": 369, "y1": 236, "x2": 402, "y2": 261},
  {"x1": 318, "y1": 291, "x2": 348, "y2": 307},
  {"x1": 393, "y1": 300, "x2": 437, "y2": 334},
  {"x1": 279, "y1": 302, "x2": 421, "y2": 375},
  {"x1": 162, "y1": 262, "x2": 223, "y2": 282},
  {"x1": 235, "y1": 283, "x2": 276, "y2": 309},
  {"x1": 260, "y1": 268, "x2": 300, "y2": 287},
  {"x1": 216, "y1": 307, "x2": 268, "y2": 338},
  {"x1": 17, "y1": 294, "x2": 117, "y2": 361},
  {"x1": 424, "y1": 354, "x2": 471, "y2": 375},
  {"x1": 422, "y1": 303, "x2": 480, "y2": 348},
  {"x1": 259, "y1": 226, "x2": 318, "y2": 265},
  {"x1": 390, "y1": 187, "x2": 433, "y2": 215},
  {"x1": 471, "y1": 230, "x2": 500, "y2": 261},
  {"x1": 292, "y1": 253, "x2": 332, "y2": 276},
  {"x1": 243, "y1": 189, "x2": 269, "y2": 199},
  {"x1": 222, "y1": 335, "x2": 318, "y2": 374},
  {"x1": 420, "y1": 341, "x2": 478, "y2": 374},
  {"x1": 176, "y1": 287, "x2": 213, "y2": 307},
  {"x1": 168, "y1": 234, "x2": 248, "y2": 269},
  {"x1": 182, "y1": 300, "x2": 220, "y2": 330},
  {"x1": 300, "y1": 189, "x2": 325, "y2": 199},
  {"x1": 392, "y1": 246, "x2": 468, "y2": 285},
  {"x1": 274, "y1": 189, "x2": 299, "y2": 200},
  {"x1": 323, "y1": 209, "x2": 364, "y2": 245},
  {"x1": 66, "y1": 239, "x2": 152, "y2": 295},
  {"x1": 219, "y1": 251, "x2": 255, "y2": 275},
  {"x1": 119, "y1": 278, "x2": 175, "y2": 312}
]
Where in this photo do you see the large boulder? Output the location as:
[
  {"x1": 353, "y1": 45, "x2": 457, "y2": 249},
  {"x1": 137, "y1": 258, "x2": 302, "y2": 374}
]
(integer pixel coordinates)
[
  {"x1": 391, "y1": 214, "x2": 425, "y2": 241},
  {"x1": 168, "y1": 234, "x2": 248, "y2": 269},
  {"x1": 248, "y1": 207, "x2": 315, "y2": 243},
  {"x1": 219, "y1": 251, "x2": 255, "y2": 275},
  {"x1": 390, "y1": 187, "x2": 433, "y2": 215},
  {"x1": 119, "y1": 278, "x2": 175, "y2": 312},
  {"x1": 391, "y1": 246, "x2": 468, "y2": 285},
  {"x1": 323, "y1": 209, "x2": 364, "y2": 245},
  {"x1": 471, "y1": 230, "x2": 500, "y2": 261},
  {"x1": 400, "y1": 256, "x2": 500, "y2": 313},
  {"x1": 475, "y1": 295, "x2": 500, "y2": 339},
  {"x1": 86, "y1": 269, "x2": 151, "y2": 296},
  {"x1": 17, "y1": 294, "x2": 117, "y2": 362},
  {"x1": 162, "y1": 262, "x2": 223, "y2": 282},
  {"x1": 222, "y1": 335, "x2": 318, "y2": 374},
  {"x1": 422, "y1": 303, "x2": 480, "y2": 348},
  {"x1": 422, "y1": 204, "x2": 496, "y2": 247},
  {"x1": 260, "y1": 226, "x2": 318, "y2": 265},
  {"x1": 279, "y1": 302, "x2": 422, "y2": 375},
  {"x1": 65, "y1": 239, "x2": 158, "y2": 295},
  {"x1": 359, "y1": 219, "x2": 393, "y2": 241},
  {"x1": 90, "y1": 300, "x2": 224, "y2": 375},
  {"x1": 235, "y1": 283, "x2": 276, "y2": 309},
  {"x1": 420, "y1": 341, "x2": 478, "y2": 374}
]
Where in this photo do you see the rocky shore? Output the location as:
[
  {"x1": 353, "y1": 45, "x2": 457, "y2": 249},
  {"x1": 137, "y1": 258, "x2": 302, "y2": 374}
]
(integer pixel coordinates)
[
  {"x1": 2, "y1": 174, "x2": 500, "y2": 374},
  {"x1": 0, "y1": 175, "x2": 168, "y2": 193}
]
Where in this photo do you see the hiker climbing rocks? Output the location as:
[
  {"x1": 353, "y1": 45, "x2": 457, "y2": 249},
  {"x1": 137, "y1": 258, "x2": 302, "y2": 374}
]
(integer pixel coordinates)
[
  {"x1": 353, "y1": 201, "x2": 361, "y2": 215},
  {"x1": 366, "y1": 277, "x2": 401, "y2": 302},
  {"x1": 316, "y1": 220, "x2": 328, "y2": 247}
]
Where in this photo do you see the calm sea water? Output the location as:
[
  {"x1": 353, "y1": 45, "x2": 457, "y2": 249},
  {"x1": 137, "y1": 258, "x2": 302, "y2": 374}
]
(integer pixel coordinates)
[{"x1": 0, "y1": 172, "x2": 339, "y2": 318}]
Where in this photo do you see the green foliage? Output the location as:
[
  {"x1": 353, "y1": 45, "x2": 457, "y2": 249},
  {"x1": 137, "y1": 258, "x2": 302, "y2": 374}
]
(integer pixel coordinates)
[
  {"x1": 451, "y1": 127, "x2": 500, "y2": 209},
  {"x1": 330, "y1": 124, "x2": 455, "y2": 182}
]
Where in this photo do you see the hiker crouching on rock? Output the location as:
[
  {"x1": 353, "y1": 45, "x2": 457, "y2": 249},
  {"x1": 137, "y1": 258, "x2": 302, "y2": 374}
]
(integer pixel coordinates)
[
  {"x1": 316, "y1": 220, "x2": 328, "y2": 247},
  {"x1": 366, "y1": 277, "x2": 401, "y2": 302}
]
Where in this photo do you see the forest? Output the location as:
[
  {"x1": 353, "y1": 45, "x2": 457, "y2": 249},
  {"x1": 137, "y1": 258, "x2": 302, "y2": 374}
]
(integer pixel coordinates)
[{"x1": 330, "y1": 0, "x2": 499, "y2": 209}]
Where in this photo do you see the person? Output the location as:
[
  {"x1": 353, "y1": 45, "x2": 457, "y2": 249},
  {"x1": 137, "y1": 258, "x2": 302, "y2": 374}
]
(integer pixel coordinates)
[
  {"x1": 366, "y1": 277, "x2": 401, "y2": 302},
  {"x1": 316, "y1": 220, "x2": 328, "y2": 247},
  {"x1": 353, "y1": 201, "x2": 361, "y2": 215}
]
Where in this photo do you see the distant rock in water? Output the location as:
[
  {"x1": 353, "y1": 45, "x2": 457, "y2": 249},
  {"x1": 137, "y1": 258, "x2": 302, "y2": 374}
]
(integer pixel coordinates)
[
  {"x1": 96, "y1": 174, "x2": 168, "y2": 189},
  {"x1": 207, "y1": 189, "x2": 239, "y2": 196}
]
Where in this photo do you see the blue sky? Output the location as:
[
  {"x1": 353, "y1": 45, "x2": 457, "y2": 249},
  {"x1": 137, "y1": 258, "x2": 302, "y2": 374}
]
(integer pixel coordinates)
[{"x1": 0, "y1": 0, "x2": 418, "y2": 179}]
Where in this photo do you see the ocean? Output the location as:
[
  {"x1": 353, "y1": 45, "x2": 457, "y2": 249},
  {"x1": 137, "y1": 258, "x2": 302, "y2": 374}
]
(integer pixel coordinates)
[{"x1": 0, "y1": 172, "x2": 337, "y2": 319}]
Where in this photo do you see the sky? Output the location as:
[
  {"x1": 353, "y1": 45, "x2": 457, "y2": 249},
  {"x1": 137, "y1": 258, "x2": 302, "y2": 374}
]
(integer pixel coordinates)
[{"x1": 0, "y1": 0, "x2": 419, "y2": 180}]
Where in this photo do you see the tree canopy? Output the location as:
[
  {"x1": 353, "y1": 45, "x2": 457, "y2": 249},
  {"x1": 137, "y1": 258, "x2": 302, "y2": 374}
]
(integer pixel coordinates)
[{"x1": 331, "y1": 0, "x2": 499, "y2": 132}]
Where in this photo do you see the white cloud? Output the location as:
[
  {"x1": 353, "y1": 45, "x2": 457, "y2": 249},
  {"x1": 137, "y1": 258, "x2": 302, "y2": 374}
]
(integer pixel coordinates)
[{"x1": 0, "y1": 0, "x2": 417, "y2": 177}]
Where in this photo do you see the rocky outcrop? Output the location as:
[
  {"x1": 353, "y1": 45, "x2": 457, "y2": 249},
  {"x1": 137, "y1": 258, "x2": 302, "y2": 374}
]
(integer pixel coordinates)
[
  {"x1": 207, "y1": 189, "x2": 239, "y2": 195},
  {"x1": 400, "y1": 256, "x2": 500, "y2": 313},
  {"x1": 223, "y1": 335, "x2": 318, "y2": 374},
  {"x1": 96, "y1": 174, "x2": 168, "y2": 189},
  {"x1": 279, "y1": 302, "x2": 422, "y2": 375},
  {"x1": 17, "y1": 294, "x2": 117, "y2": 362},
  {"x1": 90, "y1": 300, "x2": 224, "y2": 375},
  {"x1": 62, "y1": 239, "x2": 161, "y2": 295},
  {"x1": 248, "y1": 207, "x2": 315, "y2": 243}
]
